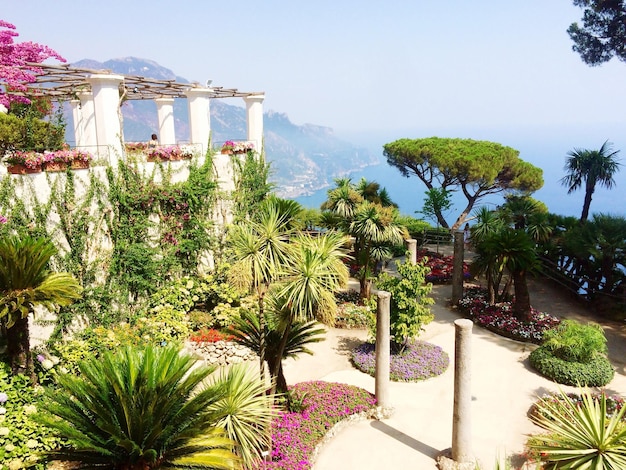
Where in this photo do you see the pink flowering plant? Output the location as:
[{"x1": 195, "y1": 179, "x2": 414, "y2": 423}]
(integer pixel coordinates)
[
  {"x1": 221, "y1": 140, "x2": 235, "y2": 152},
  {"x1": 233, "y1": 141, "x2": 255, "y2": 153},
  {"x1": 42, "y1": 148, "x2": 92, "y2": 164},
  {"x1": 256, "y1": 381, "x2": 377, "y2": 470},
  {"x1": 3, "y1": 150, "x2": 43, "y2": 169},
  {"x1": 147, "y1": 145, "x2": 191, "y2": 161},
  {"x1": 417, "y1": 250, "x2": 471, "y2": 283},
  {"x1": 458, "y1": 286, "x2": 561, "y2": 343},
  {"x1": 0, "y1": 20, "x2": 66, "y2": 107},
  {"x1": 352, "y1": 340, "x2": 449, "y2": 381}
]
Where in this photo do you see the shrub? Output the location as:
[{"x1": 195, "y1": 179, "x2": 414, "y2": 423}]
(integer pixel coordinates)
[
  {"x1": 530, "y1": 391, "x2": 625, "y2": 422},
  {"x1": 529, "y1": 345, "x2": 614, "y2": 386},
  {"x1": 189, "y1": 328, "x2": 233, "y2": 343},
  {"x1": 527, "y1": 389, "x2": 626, "y2": 468},
  {"x1": 542, "y1": 319, "x2": 608, "y2": 363},
  {"x1": 0, "y1": 362, "x2": 65, "y2": 470},
  {"x1": 334, "y1": 300, "x2": 375, "y2": 330},
  {"x1": 351, "y1": 340, "x2": 449, "y2": 382},
  {"x1": 375, "y1": 259, "x2": 434, "y2": 345}
]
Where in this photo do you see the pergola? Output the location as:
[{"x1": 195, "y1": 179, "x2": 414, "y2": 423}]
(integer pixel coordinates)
[{"x1": 8, "y1": 62, "x2": 265, "y2": 163}]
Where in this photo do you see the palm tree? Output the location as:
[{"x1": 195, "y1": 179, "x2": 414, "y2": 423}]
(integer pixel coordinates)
[
  {"x1": 350, "y1": 202, "x2": 406, "y2": 298},
  {"x1": 560, "y1": 140, "x2": 621, "y2": 222},
  {"x1": 0, "y1": 236, "x2": 81, "y2": 380},
  {"x1": 227, "y1": 308, "x2": 326, "y2": 394},
  {"x1": 37, "y1": 344, "x2": 273, "y2": 469},
  {"x1": 229, "y1": 201, "x2": 293, "y2": 377},
  {"x1": 270, "y1": 232, "x2": 349, "y2": 393}
]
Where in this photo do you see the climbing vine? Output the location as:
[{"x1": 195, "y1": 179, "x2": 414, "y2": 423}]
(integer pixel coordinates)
[{"x1": 230, "y1": 150, "x2": 273, "y2": 223}]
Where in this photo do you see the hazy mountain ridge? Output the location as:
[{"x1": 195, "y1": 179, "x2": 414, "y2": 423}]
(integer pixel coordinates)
[{"x1": 71, "y1": 57, "x2": 379, "y2": 197}]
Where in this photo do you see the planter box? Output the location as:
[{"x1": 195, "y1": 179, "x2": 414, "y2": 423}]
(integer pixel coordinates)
[
  {"x1": 7, "y1": 163, "x2": 42, "y2": 174},
  {"x1": 43, "y1": 161, "x2": 69, "y2": 172},
  {"x1": 71, "y1": 160, "x2": 90, "y2": 170}
]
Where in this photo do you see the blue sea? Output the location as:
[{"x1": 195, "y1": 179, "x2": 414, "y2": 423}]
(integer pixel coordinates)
[{"x1": 293, "y1": 127, "x2": 626, "y2": 222}]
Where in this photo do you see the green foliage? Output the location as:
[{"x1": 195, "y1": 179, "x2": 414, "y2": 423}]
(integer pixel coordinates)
[
  {"x1": 375, "y1": 259, "x2": 434, "y2": 345},
  {"x1": 529, "y1": 345, "x2": 614, "y2": 387},
  {"x1": 0, "y1": 110, "x2": 64, "y2": 156},
  {"x1": 527, "y1": 388, "x2": 626, "y2": 468},
  {"x1": 542, "y1": 319, "x2": 608, "y2": 363},
  {"x1": 231, "y1": 150, "x2": 273, "y2": 223},
  {"x1": 36, "y1": 344, "x2": 245, "y2": 469},
  {"x1": 383, "y1": 137, "x2": 544, "y2": 229},
  {"x1": 0, "y1": 362, "x2": 65, "y2": 470},
  {"x1": 335, "y1": 299, "x2": 376, "y2": 330},
  {"x1": 395, "y1": 215, "x2": 431, "y2": 240},
  {"x1": 419, "y1": 187, "x2": 453, "y2": 227}
]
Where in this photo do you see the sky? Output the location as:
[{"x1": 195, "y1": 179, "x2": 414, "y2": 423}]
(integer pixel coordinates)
[{"x1": 4, "y1": 1, "x2": 626, "y2": 216}]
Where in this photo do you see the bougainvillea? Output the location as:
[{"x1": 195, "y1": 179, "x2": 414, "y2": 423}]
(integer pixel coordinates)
[{"x1": 0, "y1": 20, "x2": 65, "y2": 107}]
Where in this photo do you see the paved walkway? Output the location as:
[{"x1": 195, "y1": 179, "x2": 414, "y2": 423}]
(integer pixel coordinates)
[{"x1": 282, "y1": 277, "x2": 626, "y2": 469}]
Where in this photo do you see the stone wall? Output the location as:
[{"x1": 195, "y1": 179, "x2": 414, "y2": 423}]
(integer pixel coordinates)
[{"x1": 186, "y1": 340, "x2": 257, "y2": 366}]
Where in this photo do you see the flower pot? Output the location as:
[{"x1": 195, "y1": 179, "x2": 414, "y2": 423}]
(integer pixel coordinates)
[
  {"x1": 43, "y1": 161, "x2": 69, "y2": 172},
  {"x1": 7, "y1": 163, "x2": 42, "y2": 174},
  {"x1": 71, "y1": 160, "x2": 90, "y2": 170},
  {"x1": 147, "y1": 155, "x2": 159, "y2": 162},
  {"x1": 221, "y1": 149, "x2": 233, "y2": 155}
]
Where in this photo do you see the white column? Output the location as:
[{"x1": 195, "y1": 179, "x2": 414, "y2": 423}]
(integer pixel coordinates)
[
  {"x1": 86, "y1": 73, "x2": 124, "y2": 166},
  {"x1": 155, "y1": 97, "x2": 176, "y2": 145},
  {"x1": 69, "y1": 99, "x2": 83, "y2": 147},
  {"x1": 77, "y1": 91, "x2": 97, "y2": 151},
  {"x1": 244, "y1": 94, "x2": 264, "y2": 151},
  {"x1": 185, "y1": 87, "x2": 212, "y2": 154}
]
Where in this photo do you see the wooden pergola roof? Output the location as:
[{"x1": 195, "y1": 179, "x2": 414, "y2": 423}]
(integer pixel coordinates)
[{"x1": 13, "y1": 62, "x2": 262, "y2": 101}]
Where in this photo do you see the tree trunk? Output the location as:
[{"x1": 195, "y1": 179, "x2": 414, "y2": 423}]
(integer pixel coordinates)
[
  {"x1": 359, "y1": 277, "x2": 372, "y2": 300},
  {"x1": 580, "y1": 185, "x2": 594, "y2": 223},
  {"x1": 6, "y1": 315, "x2": 35, "y2": 383},
  {"x1": 270, "y1": 316, "x2": 293, "y2": 396},
  {"x1": 512, "y1": 270, "x2": 532, "y2": 322},
  {"x1": 258, "y1": 289, "x2": 266, "y2": 380}
]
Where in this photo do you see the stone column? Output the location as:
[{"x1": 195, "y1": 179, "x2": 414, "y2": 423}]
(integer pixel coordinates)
[
  {"x1": 155, "y1": 97, "x2": 176, "y2": 145},
  {"x1": 375, "y1": 290, "x2": 391, "y2": 410},
  {"x1": 244, "y1": 94, "x2": 265, "y2": 152},
  {"x1": 69, "y1": 99, "x2": 83, "y2": 148},
  {"x1": 452, "y1": 318, "x2": 473, "y2": 463},
  {"x1": 185, "y1": 87, "x2": 212, "y2": 154},
  {"x1": 86, "y1": 74, "x2": 124, "y2": 165},
  {"x1": 451, "y1": 231, "x2": 465, "y2": 306},
  {"x1": 406, "y1": 238, "x2": 417, "y2": 265},
  {"x1": 77, "y1": 91, "x2": 97, "y2": 152}
]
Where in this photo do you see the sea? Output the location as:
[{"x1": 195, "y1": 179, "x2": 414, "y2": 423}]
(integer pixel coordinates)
[{"x1": 292, "y1": 127, "x2": 626, "y2": 223}]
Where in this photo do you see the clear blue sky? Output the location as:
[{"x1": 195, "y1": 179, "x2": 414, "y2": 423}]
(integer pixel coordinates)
[{"x1": 5, "y1": 1, "x2": 626, "y2": 216}]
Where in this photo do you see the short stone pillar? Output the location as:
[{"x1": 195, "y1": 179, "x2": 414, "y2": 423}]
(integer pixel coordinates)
[
  {"x1": 375, "y1": 290, "x2": 391, "y2": 410},
  {"x1": 452, "y1": 318, "x2": 473, "y2": 464},
  {"x1": 406, "y1": 238, "x2": 417, "y2": 265},
  {"x1": 451, "y1": 231, "x2": 464, "y2": 306}
]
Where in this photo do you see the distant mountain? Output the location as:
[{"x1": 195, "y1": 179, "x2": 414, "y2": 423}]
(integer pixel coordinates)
[{"x1": 70, "y1": 57, "x2": 380, "y2": 197}]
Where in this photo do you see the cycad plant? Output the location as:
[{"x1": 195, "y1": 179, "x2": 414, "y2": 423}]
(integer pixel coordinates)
[
  {"x1": 37, "y1": 344, "x2": 274, "y2": 469},
  {"x1": 527, "y1": 388, "x2": 626, "y2": 469},
  {"x1": 0, "y1": 235, "x2": 81, "y2": 380}
]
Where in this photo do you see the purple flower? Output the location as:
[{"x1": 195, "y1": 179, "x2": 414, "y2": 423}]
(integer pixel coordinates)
[{"x1": 0, "y1": 392, "x2": 7, "y2": 403}]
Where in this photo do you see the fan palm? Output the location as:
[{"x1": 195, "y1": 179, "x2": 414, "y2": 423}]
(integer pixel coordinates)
[
  {"x1": 37, "y1": 344, "x2": 273, "y2": 469},
  {"x1": 560, "y1": 140, "x2": 621, "y2": 223},
  {"x1": 226, "y1": 308, "x2": 326, "y2": 394},
  {"x1": 0, "y1": 236, "x2": 81, "y2": 380}
]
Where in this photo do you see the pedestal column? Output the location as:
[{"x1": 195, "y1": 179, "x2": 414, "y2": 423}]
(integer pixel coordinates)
[
  {"x1": 185, "y1": 87, "x2": 212, "y2": 154},
  {"x1": 86, "y1": 74, "x2": 124, "y2": 165},
  {"x1": 244, "y1": 94, "x2": 265, "y2": 152},
  {"x1": 155, "y1": 97, "x2": 176, "y2": 145}
]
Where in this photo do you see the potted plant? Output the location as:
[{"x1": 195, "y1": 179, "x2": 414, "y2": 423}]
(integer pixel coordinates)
[
  {"x1": 233, "y1": 141, "x2": 255, "y2": 154},
  {"x1": 221, "y1": 140, "x2": 235, "y2": 154},
  {"x1": 3, "y1": 151, "x2": 43, "y2": 174}
]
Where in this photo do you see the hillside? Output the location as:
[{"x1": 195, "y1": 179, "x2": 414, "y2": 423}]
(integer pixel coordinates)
[{"x1": 71, "y1": 57, "x2": 380, "y2": 197}]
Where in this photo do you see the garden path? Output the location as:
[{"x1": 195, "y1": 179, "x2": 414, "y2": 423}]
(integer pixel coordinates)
[{"x1": 282, "y1": 254, "x2": 626, "y2": 469}]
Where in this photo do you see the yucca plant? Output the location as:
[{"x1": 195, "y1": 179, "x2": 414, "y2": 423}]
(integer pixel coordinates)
[
  {"x1": 208, "y1": 364, "x2": 276, "y2": 468},
  {"x1": 36, "y1": 344, "x2": 253, "y2": 469},
  {"x1": 527, "y1": 388, "x2": 626, "y2": 469},
  {"x1": 0, "y1": 235, "x2": 81, "y2": 380}
]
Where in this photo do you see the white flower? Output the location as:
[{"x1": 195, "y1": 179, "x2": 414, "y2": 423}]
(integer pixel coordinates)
[
  {"x1": 41, "y1": 359, "x2": 54, "y2": 370},
  {"x1": 8, "y1": 459, "x2": 24, "y2": 470},
  {"x1": 26, "y1": 439, "x2": 39, "y2": 448},
  {"x1": 5, "y1": 443, "x2": 15, "y2": 452},
  {"x1": 23, "y1": 405, "x2": 37, "y2": 415},
  {"x1": 0, "y1": 426, "x2": 9, "y2": 436},
  {"x1": 0, "y1": 407, "x2": 6, "y2": 415},
  {"x1": 0, "y1": 392, "x2": 7, "y2": 403}
]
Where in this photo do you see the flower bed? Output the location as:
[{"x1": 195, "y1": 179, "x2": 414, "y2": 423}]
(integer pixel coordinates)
[
  {"x1": 417, "y1": 250, "x2": 470, "y2": 283},
  {"x1": 458, "y1": 286, "x2": 560, "y2": 343},
  {"x1": 146, "y1": 145, "x2": 192, "y2": 161},
  {"x1": 256, "y1": 381, "x2": 377, "y2": 470},
  {"x1": 351, "y1": 340, "x2": 449, "y2": 381},
  {"x1": 529, "y1": 391, "x2": 625, "y2": 421},
  {"x1": 3, "y1": 149, "x2": 93, "y2": 173}
]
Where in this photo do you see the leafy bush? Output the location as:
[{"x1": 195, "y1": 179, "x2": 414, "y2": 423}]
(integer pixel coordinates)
[
  {"x1": 334, "y1": 300, "x2": 375, "y2": 329},
  {"x1": 375, "y1": 259, "x2": 434, "y2": 344},
  {"x1": 189, "y1": 328, "x2": 233, "y2": 343},
  {"x1": 542, "y1": 319, "x2": 608, "y2": 363},
  {"x1": 529, "y1": 345, "x2": 615, "y2": 386},
  {"x1": 527, "y1": 389, "x2": 626, "y2": 468},
  {"x1": 395, "y1": 215, "x2": 431, "y2": 240},
  {"x1": 351, "y1": 340, "x2": 449, "y2": 381},
  {"x1": 0, "y1": 362, "x2": 65, "y2": 470},
  {"x1": 530, "y1": 391, "x2": 625, "y2": 422}
]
